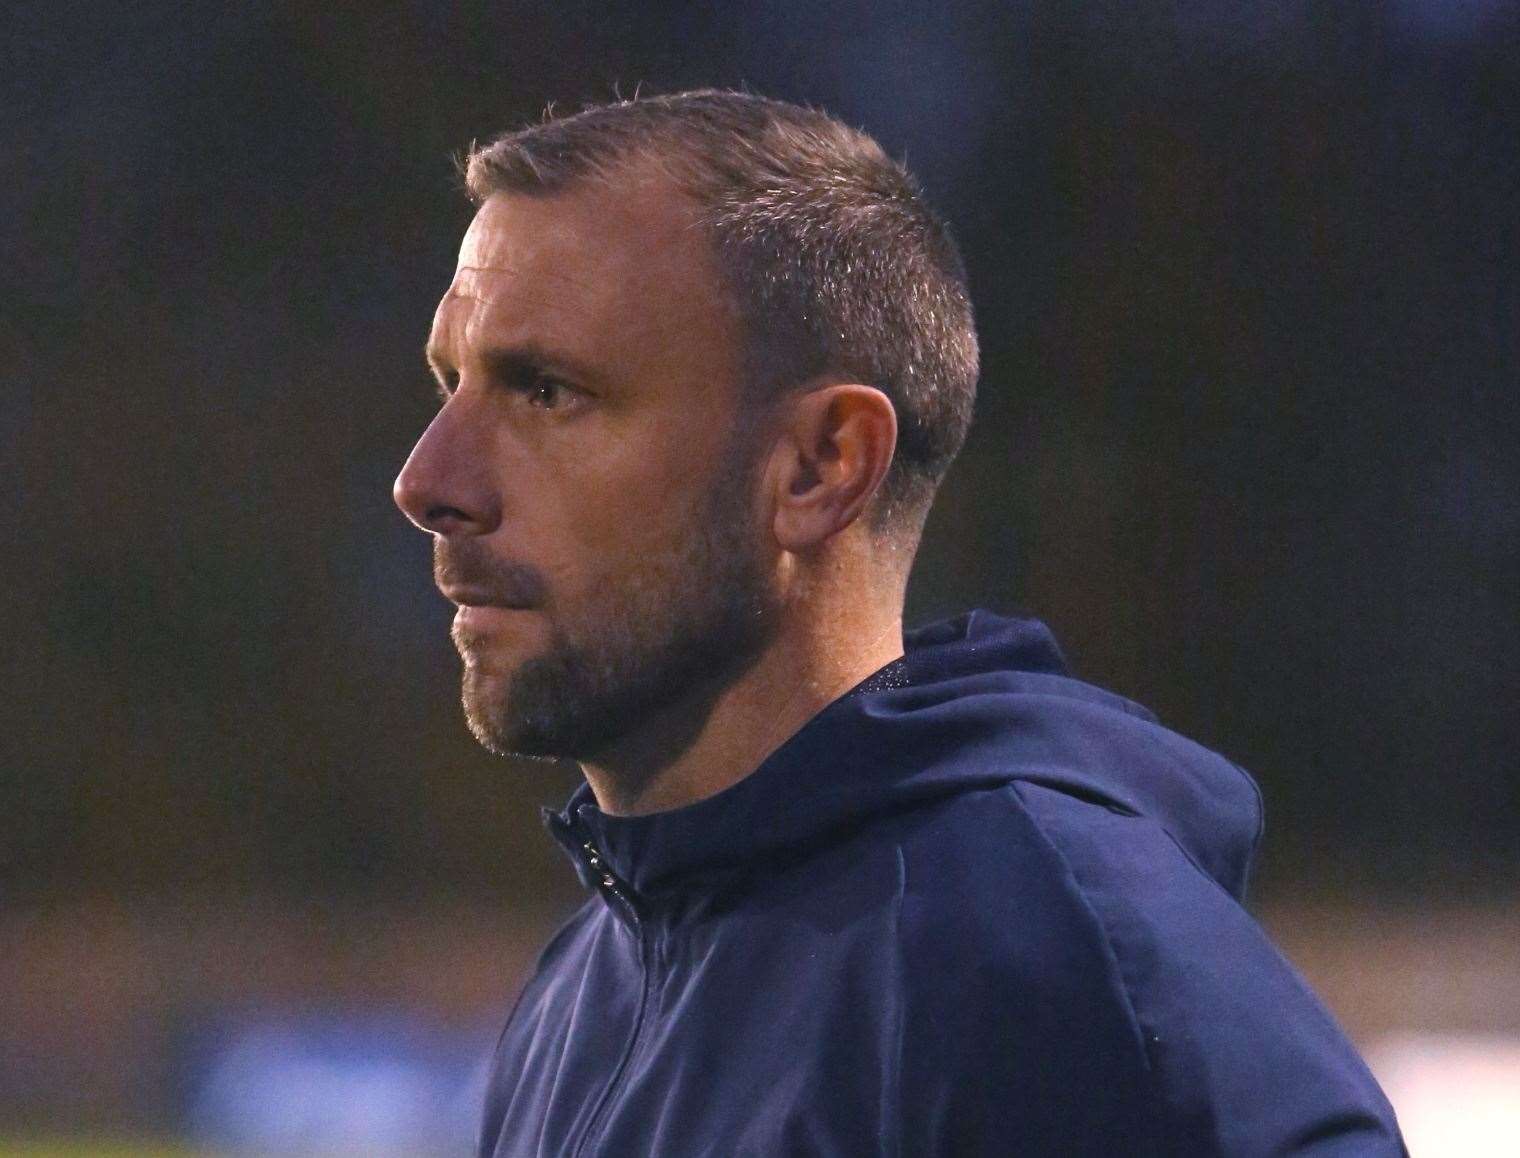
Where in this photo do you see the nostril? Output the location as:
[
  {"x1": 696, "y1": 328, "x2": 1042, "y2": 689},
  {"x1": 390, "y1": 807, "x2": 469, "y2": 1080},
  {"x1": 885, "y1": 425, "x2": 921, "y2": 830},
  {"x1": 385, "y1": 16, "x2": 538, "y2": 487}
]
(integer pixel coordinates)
[{"x1": 424, "y1": 504, "x2": 473, "y2": 531}]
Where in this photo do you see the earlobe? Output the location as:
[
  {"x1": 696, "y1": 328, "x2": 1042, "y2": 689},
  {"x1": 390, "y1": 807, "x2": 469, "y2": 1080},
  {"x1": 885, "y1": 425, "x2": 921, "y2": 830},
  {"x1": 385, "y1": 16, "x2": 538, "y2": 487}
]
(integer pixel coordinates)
[{"x1": 770, "y1": 383, "x2": 897, "y2": 552}]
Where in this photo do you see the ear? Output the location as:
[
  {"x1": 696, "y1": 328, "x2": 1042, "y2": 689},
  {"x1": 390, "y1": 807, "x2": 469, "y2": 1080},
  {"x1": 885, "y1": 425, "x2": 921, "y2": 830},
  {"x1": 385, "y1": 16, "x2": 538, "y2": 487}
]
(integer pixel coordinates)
[{"x1": 767, "y1": 383, "x2": 898, "y2": 552}]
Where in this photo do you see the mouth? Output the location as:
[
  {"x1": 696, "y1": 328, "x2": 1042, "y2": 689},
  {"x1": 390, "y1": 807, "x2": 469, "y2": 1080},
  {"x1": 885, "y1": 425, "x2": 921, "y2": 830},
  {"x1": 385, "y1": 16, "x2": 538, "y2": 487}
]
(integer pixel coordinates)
[
  {"x1": 444, "y1": 587, "x2": 538, "y2": 651},
  {"x1": 452, "y1": 603, "x2": 531, "y2": 644},
  {"x1": 440, "y1": 585, "x2": 534, "y2": 610}
]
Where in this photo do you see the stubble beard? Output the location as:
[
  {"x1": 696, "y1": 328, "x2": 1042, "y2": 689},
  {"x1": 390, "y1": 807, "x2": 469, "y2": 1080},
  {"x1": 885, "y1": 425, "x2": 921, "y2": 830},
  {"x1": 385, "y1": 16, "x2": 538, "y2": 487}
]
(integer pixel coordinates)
[{"x1": 450, "y1": 464, "x2": 777, "y2": 763}]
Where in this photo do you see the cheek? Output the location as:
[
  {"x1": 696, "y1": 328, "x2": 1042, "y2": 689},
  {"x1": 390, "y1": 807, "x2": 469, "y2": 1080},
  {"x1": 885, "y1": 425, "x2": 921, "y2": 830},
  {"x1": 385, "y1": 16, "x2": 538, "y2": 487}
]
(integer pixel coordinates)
[
  {"x1": 554, "y1": 475, "x2": 712, "y2": 598},
  {"x1": 524, "y1": 475, "x2": 659, "y2": 591},
  {"x1": 518, "y1": 405, "x2": 740, "y2": 588},
  {"x1": 575, "y1": 420, "x2": 721, "y2": 528}
]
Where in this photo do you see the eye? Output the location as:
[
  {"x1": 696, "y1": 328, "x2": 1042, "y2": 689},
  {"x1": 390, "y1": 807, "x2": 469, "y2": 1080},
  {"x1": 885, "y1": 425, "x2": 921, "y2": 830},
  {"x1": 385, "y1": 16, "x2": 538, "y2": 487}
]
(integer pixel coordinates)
[{"x1": 523, "y1": 372, "x2": 570, "y2": 410}]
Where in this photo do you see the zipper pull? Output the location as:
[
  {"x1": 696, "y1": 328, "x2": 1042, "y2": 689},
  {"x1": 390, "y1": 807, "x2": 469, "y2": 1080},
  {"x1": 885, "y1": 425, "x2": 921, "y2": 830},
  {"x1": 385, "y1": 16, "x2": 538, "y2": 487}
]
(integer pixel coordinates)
[
  {"x1": 582, "y1": 839, "x2": 640, "y2": 910},
  {"x1": 574, "y1": 829, "x2": 641, "y2": 922},
  {"x1": 581, "y1": 839, "x2": 622, "y2": 893}
]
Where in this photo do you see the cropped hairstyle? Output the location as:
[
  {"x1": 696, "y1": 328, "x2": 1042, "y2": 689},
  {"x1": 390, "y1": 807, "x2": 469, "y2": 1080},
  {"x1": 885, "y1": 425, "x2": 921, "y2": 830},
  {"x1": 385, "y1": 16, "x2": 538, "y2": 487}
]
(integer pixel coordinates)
[{"x1": 464, "y1": 89, "x2": 979, "y2": 535}]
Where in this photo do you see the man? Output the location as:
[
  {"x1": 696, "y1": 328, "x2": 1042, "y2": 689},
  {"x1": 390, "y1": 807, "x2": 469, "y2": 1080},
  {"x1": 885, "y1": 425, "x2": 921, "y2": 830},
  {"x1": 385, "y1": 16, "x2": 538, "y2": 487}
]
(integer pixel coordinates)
[{"x1": 394, "y1": 90, "x2": 1404, "y2": 1156}]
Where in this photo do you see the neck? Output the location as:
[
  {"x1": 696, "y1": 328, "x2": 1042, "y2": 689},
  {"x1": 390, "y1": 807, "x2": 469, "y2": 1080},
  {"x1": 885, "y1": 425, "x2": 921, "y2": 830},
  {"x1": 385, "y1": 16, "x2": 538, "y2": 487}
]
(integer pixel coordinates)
[{"x1": 579, "y1": 602, "x2": 904, "y2": 817}]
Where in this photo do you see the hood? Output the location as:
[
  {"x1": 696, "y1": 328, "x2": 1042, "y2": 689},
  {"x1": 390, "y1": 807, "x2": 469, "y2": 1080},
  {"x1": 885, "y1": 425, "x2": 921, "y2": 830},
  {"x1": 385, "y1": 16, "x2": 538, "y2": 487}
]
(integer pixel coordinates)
[{"x1": 546, "y1": 609, "x2": 1264, "y2": 903}]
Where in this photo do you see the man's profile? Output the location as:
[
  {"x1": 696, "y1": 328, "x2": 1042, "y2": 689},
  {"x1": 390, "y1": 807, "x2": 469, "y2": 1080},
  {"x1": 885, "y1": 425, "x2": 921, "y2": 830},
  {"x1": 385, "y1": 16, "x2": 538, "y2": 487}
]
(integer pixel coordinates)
[{"x1": 393, "y1": 90, "x2": 1405, "y2": 1156}]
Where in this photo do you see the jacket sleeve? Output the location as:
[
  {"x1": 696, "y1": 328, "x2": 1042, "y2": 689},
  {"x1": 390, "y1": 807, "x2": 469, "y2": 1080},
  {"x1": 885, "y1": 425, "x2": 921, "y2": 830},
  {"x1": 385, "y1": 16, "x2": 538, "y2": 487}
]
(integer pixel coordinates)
[{"x1": 1001, "y1": 782, "x2": 1408, "y2": 1156}]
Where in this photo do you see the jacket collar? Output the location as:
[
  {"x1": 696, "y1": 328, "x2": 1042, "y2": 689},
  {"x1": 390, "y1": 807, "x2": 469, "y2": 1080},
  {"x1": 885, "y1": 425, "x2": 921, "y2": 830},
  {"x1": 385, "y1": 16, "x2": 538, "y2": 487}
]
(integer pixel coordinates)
[
  {"x1": 543, "y1": 608, "x2": 1263, "y2": 906},
  {"x1": 542, "y1": 610, "x2": 1069, "y2": 899}
]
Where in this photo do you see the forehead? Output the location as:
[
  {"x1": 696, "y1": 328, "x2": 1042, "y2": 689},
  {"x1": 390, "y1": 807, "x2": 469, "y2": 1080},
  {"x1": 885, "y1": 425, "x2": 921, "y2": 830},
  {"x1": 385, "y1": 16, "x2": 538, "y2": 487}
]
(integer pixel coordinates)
[{"x1": 433, "y1": 175, "x2": 738, "y2": 378}]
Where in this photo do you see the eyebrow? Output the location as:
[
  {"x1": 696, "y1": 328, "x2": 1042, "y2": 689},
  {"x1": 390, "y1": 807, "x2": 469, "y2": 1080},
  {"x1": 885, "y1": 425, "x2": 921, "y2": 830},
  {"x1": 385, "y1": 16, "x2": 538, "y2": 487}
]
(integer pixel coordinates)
[{"x1": 423, "y1": 338, "x2": 605, "y2": 391}]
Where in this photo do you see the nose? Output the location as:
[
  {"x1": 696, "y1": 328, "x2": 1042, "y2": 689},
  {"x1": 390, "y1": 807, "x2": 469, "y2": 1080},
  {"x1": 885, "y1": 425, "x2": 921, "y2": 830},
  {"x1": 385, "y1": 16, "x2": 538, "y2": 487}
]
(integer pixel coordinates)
[{"x1": 393, "y1": 399, "x2": 501, "y2": 536}]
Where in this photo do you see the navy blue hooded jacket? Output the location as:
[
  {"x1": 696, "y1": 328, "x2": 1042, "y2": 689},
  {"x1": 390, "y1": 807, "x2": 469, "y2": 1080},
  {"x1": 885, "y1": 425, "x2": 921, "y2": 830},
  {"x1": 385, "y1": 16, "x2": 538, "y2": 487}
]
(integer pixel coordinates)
[{"x1": 479, "y1": 611, "x2": 1405, "y2": 1156}]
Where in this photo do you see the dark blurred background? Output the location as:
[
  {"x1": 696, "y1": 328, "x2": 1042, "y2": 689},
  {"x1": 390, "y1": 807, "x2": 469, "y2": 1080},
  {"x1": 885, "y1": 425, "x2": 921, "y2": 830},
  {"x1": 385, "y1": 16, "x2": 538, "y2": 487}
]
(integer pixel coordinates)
[{"x1": 4, "y1": 1, "x2": 1517, "y2": 1152}]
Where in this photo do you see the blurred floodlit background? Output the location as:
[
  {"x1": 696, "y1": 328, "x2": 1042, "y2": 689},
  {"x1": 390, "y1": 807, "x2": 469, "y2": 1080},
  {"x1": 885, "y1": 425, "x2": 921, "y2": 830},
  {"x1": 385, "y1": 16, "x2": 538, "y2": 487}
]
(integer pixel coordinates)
[{"x1": 4, "y1": 2, "x2": 1518, "y2": 1154}]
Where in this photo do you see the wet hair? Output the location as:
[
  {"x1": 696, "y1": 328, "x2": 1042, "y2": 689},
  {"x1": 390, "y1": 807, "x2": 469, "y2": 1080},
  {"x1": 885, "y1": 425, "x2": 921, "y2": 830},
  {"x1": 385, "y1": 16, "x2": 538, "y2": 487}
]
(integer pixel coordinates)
[{"x1": 464, "y1": 89, "x2": 978, "y2": 536}]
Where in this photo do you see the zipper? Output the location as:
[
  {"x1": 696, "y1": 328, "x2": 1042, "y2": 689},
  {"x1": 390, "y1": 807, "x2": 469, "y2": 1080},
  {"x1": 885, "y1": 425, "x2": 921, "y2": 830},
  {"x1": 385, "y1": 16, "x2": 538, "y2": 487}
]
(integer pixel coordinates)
[{"x1": 572, "y1": 837, "x2": 652, "y2": 1158}]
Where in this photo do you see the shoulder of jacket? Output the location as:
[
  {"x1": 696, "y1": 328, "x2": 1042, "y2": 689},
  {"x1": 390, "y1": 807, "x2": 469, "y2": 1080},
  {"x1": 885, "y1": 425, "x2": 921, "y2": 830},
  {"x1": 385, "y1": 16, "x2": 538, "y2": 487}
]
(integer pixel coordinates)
[{"x1": 889, "y1": 781, "x2": 1145, "y2": 982}]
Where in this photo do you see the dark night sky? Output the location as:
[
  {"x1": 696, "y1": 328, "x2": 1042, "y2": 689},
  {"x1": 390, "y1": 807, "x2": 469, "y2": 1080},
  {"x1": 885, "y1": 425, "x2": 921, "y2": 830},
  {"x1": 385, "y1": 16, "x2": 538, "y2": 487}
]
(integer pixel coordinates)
[{"x1": 4, "y1": 1, "x2": 1517, "y2": 906}]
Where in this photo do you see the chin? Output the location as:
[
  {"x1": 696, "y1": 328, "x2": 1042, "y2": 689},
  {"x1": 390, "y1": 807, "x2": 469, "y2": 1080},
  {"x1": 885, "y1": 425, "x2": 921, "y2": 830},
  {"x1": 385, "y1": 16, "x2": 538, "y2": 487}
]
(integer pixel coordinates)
[
  {"x1": 460, "y1": 668, "x2": 507, "y2": 734},
  {"x1": 458, "y1": 668, "x2": 547, "y2": 760}
]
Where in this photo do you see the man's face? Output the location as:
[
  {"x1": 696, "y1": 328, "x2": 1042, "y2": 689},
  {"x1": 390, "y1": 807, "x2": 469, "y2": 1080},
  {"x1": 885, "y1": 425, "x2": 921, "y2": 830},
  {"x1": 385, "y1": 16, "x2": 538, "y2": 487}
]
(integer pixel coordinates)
[{"x1": 393, "y1": 174, "x2": 780, "y2": 762}]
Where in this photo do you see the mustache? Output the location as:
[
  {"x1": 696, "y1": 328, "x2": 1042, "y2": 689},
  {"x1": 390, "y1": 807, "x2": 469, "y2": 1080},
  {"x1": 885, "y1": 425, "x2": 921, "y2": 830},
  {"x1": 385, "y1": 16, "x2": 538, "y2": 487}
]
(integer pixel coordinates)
[{"x1": 433, "y1": 540, "x2": 548, "y2": 608}]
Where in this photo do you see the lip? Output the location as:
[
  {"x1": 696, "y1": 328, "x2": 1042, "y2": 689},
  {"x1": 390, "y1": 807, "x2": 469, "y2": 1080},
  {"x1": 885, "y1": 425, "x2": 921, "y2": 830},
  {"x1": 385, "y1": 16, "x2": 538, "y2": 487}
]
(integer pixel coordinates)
[
  {"x1": 440, "y1": 585, "x2": 529, "y2": 609},
  {"x1": 455, "y1": 602, "x2": 519, "y2": 616},
  {"x1": 452, "y1": 603, "x2": 535, "y2": 640}
]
